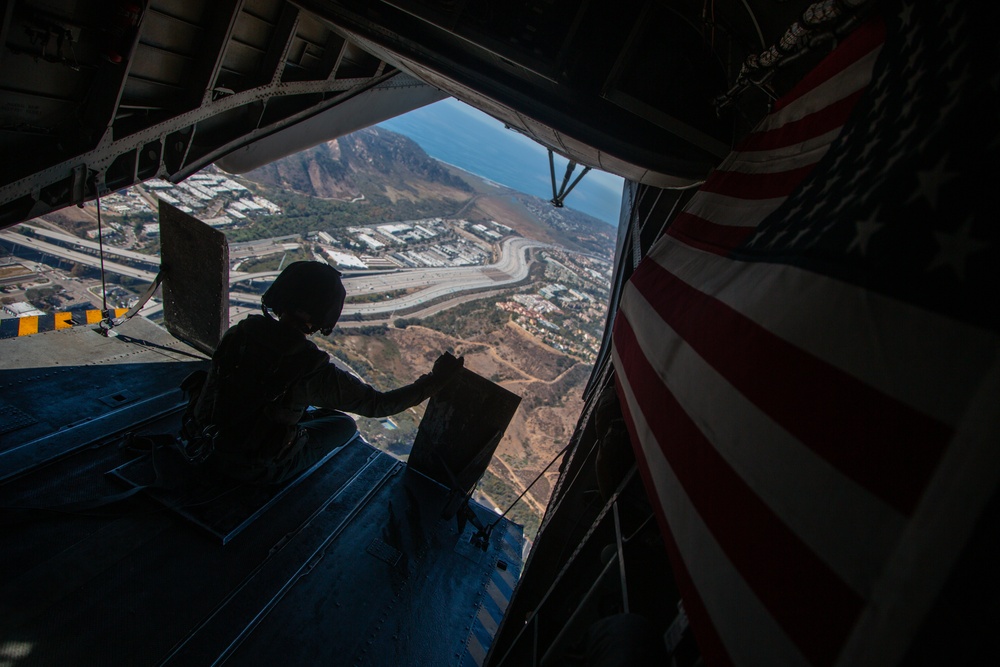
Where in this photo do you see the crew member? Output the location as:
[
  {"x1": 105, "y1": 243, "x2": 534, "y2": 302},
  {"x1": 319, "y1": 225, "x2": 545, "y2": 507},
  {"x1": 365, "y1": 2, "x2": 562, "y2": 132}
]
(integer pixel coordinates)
[{"x1": 189, "y1": 261, "x2": 463, "y2": 484}]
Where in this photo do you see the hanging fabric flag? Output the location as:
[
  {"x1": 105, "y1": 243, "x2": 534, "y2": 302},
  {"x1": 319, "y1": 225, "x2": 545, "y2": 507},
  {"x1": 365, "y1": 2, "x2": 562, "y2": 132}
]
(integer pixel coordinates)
[{"x1": 612, "y1": 1, "x2": 999, "y2": 666}]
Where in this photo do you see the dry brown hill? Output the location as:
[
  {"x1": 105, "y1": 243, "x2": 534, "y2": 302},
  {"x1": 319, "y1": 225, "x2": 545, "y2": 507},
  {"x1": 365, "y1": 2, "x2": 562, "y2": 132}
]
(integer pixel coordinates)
[
  {"x1": 244, "y1": 127, "x2": 473, "y2": 204},
  {"x1": 317, "y1": 321, "x2": 589, "y2": 537}
]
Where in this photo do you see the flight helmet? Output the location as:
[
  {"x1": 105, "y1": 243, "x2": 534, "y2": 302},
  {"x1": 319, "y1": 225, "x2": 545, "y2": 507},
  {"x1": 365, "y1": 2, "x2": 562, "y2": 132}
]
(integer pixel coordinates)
[{"x1": 262, "y1": 261, "x2": 346, "y2": 334}]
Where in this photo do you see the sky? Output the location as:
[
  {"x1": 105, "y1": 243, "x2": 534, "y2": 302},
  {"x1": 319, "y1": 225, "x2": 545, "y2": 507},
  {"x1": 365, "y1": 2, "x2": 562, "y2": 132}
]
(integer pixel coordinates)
[{"x1": 378, "y1": 98, "x2": 624, "y2": 227}]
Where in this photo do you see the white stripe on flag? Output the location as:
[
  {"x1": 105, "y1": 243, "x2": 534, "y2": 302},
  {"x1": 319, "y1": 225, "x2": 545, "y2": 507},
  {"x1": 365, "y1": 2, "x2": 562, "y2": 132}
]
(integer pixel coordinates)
[
  {"x1": 756, "y1": 46, "x2": 883, "y2": 133},
  {"x1": 614, "y1": 355, "x2": 813, "y2": 667},
  {"x1": 682, "y1": 192, "x2": 787, "y2": 228},
  {"x1": 619, "y1": 281, "x2": 906, "y2": 596},
  {"x1": 645, "y1": 240, "x2": 1000, "y2": 426},
  {"x1": 724, "y1": 132, "x2": 841, "y2": 172}
]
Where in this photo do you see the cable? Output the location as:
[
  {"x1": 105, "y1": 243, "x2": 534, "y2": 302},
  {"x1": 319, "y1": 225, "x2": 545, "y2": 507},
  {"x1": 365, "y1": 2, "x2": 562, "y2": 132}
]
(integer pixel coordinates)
[
  {"x1": 489, "y1": 441, "x2": 570, "y2": 528},
  {"x1": 93, "y1": 192, "x2": 117, "y2": 335},
  {"x1": 737, "y1": 0, "x2": 766, "y2": 50}
]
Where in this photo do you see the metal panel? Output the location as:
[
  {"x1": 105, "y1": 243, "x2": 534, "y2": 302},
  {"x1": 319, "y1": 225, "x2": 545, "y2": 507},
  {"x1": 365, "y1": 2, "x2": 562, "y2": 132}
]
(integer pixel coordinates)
[
  {"x1": 0, "y1": 403, "x2": 37, "y2": 436},
  {"x1": 215, "y1": 73, "x2": 445, "y2": 173},
  {"x1": 158, "y1": 199, "x2": 228, "y2": 354},
  {"x1": 408, "y1": 367, "x2": 521, "y2": 497},
  {"x1": 109, "y1": 425, "x2": 361, "y2": 544}
]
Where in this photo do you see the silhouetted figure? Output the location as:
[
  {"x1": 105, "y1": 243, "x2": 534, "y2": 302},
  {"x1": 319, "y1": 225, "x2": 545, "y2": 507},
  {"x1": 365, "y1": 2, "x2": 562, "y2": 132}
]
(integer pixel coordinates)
[{"x1": 187, "y1": 261, "x2": 463, "y2": 484}]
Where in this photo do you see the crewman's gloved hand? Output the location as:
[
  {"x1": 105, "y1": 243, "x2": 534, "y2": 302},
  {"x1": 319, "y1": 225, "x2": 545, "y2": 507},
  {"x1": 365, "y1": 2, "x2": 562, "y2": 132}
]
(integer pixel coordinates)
[{"x1": 431, "y1": 351, "x2": 464, "y2": 386}]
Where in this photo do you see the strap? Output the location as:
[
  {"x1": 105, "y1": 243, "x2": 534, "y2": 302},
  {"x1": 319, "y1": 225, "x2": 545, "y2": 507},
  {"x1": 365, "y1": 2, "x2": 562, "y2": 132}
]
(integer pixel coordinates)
[{"x1": 113, "y1": 271, "x2": 163, "y2": 326}]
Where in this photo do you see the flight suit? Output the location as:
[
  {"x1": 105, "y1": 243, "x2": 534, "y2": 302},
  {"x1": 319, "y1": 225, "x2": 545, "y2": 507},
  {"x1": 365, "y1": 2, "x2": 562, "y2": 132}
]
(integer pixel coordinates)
[{"x1": 193, "y1": 314, "x2": 444, "y2": 484}]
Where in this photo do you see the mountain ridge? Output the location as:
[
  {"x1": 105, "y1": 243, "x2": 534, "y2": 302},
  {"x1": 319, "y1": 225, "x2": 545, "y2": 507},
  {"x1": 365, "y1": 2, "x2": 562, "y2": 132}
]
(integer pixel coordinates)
[
  {"x1": 244, "y1": 127, "x2": 473, "y2": 203},
  {"x1": 237, "y1": 125, "x2": 616, "y2": 258}
]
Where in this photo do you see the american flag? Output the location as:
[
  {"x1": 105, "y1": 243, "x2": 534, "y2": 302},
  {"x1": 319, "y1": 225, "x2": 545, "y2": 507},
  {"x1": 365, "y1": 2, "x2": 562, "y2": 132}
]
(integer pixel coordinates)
[{"x1": 612, "y1": 1, "x2": 999, "y2": 666}]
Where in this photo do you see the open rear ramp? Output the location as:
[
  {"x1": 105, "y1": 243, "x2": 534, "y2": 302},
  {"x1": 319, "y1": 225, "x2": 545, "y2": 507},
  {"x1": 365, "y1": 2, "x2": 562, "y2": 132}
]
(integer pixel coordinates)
[{"x1": 0, "y1": 320, "x2": 523, "y2": 665}]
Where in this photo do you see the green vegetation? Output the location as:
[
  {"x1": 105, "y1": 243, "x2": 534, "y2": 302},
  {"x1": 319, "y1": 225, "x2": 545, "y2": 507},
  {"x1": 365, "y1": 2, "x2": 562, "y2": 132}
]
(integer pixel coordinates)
[
  {"x1": 317, "y1": 328, "x2": 395, "y2": 387},
  {"x1": 115, "y1": 275, "x2": 153, "y2": 292},
  {"x1": 412, "y1": 295, "x2": 512, "y2": 338},
  {"x1": 240, "y1": 248, "x2": 311, "y2": 273},
  {"x1": 477, "y1": 469, "x2": 541, "y2": 540},
  {"x1": 221, "y1": 183, "x2": 466, "y2": 243},
  {"x1": 330, "y1": 324, "x2": 389, "y2": 337},
  {"x1": 354, "y1": 411, "x2": 421, "y2": 454},
  {"x1": 121, "y1": 210, "x2": 156, "y2": 224},
  {"x1": 346, "y1": 288, "x2": 411, "y2": 304},
  {"x1": 25, "y1": 285, "x2": 61, "y2": 308}
]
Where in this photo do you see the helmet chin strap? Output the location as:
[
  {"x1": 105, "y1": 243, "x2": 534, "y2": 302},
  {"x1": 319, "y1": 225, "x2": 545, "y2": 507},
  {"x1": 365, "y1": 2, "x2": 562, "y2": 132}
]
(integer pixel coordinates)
[{"x1": 271, "y1": 308, "x2": 318, "y2": 334}]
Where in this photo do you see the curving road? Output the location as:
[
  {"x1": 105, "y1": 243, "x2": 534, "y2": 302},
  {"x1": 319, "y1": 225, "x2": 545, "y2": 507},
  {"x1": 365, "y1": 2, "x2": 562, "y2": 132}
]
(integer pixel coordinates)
[
  {"x1": 1, "y1": 225, "x2": 547, "y2": 320},
  {"x1": 341, "y1": 237, "x2": 547, "y2": 316},
  {"x1": 227, "y1": 236, "x2": 548, "y2": 318},
  {"x1": 137, "y1": 236, "x2": 547, "y2": 319}
]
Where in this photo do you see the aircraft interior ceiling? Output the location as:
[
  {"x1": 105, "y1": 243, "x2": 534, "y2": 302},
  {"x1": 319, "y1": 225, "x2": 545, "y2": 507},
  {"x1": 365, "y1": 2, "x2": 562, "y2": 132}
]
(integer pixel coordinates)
[{"x1": 0, "y1": 0, "x2": 841, "y2": 230}]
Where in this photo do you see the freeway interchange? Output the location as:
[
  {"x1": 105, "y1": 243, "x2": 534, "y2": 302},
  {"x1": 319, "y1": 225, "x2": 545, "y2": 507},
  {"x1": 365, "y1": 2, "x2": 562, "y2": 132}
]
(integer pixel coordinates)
[
  {"x1": 0, "y1": 226, "x2": 548, "y2": 320},
  {"x1": 231, "y1": 236, "x2": 547, "y2": 318}
]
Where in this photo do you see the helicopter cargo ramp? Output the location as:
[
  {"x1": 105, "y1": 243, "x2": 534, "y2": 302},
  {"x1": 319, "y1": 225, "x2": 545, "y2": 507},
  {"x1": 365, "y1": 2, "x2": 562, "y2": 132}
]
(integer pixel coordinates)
[{"x1": 0, "y1": 318, "x2": 523, "y2": 666}]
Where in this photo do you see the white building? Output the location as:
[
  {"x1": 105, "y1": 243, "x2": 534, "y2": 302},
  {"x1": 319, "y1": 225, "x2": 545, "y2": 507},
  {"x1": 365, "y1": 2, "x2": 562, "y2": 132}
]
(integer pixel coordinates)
[
  {"x1": 324, "y1": 249, "x2": 367, "y2": 270},
  {"x1": 357, "y1": 234, "x2": 384, "y2": 250},
  {"x1": 2, "y1": 301, "x2": 45, "y2": 317}
]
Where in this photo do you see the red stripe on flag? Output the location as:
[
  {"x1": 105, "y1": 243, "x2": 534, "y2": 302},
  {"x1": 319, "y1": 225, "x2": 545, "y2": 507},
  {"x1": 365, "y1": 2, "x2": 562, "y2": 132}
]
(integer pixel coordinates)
[
  {"x1": 628, "y1": 259, "x2": 952, "y2": 515},
  {"x1": 614, "y1": 316, "x2": 863, "y2": 666},
  {"x1": 700, "y1": 163, "x2": 819, "y2": 200},
  {"x1": 772, "y1": 18, "x2": 886, "y2": 112},
  {"x1": 737, "y1": 88, "x2": 866, "y2": 152},
  {"x1": 666, "y1": 212, "x2": 757, "y2": 255},
  {"x1": 615, "y1": 374, "x2": 736, "y2": 667}
]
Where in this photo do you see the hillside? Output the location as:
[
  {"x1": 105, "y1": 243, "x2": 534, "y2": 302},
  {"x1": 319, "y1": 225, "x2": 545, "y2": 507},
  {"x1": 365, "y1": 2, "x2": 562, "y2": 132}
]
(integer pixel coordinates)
[
  {"x1": 244, "y1": 127, "x2": 473, "y2": 204},
  {"x1": 50, "y1": 123, "x2": 616, "y2": 258},
  {"x1": 236, "y1": 125, "x2": 616, "y2": 257},
  {"x1": 319, "y1": 319, "x2": 590, "y2": 539}
]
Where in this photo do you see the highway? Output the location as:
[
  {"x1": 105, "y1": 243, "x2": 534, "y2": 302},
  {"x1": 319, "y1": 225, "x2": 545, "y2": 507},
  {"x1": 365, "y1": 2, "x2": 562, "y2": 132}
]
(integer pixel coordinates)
[
  {"x1": 144, "y1": 237, "x2": 547, "y2": 319},
  {"x1": 0, "y1": 228, "x2": 252, "y2": 283},
  {"x1": 208, "y1": 236, "x2": 548, "y2": 318},
  {"x1": 17, "y1": 224, "x2": 160, "y2": 268},
  {"x1": 0, "y1": 230, "x2": 159, "y2": 283},
  {"x1": 340, "y1": 237, "x2": 546, "y2": 315},
  {"x1": 4, "y1": 227, "x2": 551, "y2": 320}
]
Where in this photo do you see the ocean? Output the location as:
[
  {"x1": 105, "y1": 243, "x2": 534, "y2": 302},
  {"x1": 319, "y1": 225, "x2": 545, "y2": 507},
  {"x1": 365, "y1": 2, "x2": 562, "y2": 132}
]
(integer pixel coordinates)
[{"x1": 378, "y1": 98, "x2": 624, "y2": 227}]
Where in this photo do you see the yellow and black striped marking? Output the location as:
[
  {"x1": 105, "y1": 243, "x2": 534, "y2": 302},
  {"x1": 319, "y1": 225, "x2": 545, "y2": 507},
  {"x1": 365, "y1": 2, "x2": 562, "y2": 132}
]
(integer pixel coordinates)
[
  {"x1": 462, "y1": 522, "x2": 523, "y2": 667},
  {"x1": 0, "y1": 308, "x2": 128, "y2": 339}
]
